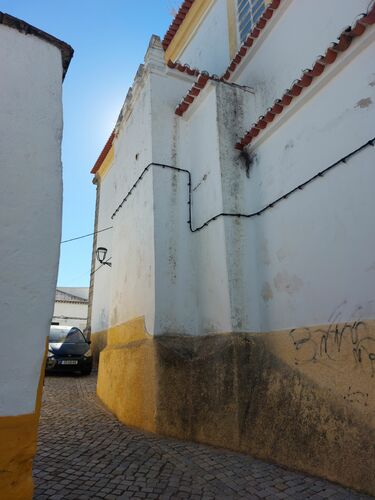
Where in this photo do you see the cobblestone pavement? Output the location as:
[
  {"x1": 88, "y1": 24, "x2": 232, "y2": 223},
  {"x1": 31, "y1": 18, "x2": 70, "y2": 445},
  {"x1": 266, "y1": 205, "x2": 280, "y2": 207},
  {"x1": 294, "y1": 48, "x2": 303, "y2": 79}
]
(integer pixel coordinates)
[{"x1": 33, "y1": 374, "x2": 372, "y2": 500}]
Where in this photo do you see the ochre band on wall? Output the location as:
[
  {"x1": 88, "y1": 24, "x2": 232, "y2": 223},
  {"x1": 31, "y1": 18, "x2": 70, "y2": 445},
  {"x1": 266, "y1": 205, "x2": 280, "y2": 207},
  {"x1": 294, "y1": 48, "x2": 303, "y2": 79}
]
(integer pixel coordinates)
[
  {"x1": 96, "y1": 317, "x2": 375, "y2": 496},
  {"x1": 96, "y1": 145, "x2": 114, "y2": 180},
  {"x1": 226, "y1": 0, "x2": 238, "y2": 59},
  {"x1": 0, "y1": 339, "x2": 47, "y2": 500},
  {"x1": 97, "y1": 317, "x2": 157, "y2": 433}
]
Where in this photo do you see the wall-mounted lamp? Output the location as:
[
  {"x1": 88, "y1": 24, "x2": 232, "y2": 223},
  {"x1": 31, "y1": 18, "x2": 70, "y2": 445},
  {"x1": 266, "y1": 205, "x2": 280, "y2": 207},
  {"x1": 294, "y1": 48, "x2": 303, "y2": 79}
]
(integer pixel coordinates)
[{"x1": 96, "y1": 247, "x2": 112, "y2": 267}]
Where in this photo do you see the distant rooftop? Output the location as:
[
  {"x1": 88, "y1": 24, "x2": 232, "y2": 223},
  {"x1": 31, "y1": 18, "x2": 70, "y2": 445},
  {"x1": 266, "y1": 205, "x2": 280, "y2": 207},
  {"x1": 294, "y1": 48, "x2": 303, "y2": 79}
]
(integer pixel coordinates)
[
  {"x1": 56, "y1": 288, "x2": 89, "y2": 304},
  {"x1": 0, "y1": 11, "x2": 73, "y2": 79}
]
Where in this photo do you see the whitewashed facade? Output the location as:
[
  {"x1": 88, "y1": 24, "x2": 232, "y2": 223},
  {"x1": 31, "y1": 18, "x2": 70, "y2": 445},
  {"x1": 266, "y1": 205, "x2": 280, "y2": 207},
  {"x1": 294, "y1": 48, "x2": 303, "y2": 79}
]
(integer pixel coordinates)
[
  {"x1": 53, "y1": 288, "x2": 89, "y2": 332},
  {"x1": 89, "y1": 0, "x2": 375, "y2": 494}
]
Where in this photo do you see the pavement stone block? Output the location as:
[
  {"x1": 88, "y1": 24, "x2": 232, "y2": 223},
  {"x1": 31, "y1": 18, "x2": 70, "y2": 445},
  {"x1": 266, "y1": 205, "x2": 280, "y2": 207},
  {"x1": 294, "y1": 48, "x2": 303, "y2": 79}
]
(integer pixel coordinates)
[{"x1": 33, "y1": 374, "x2": 372, "y2": 500}]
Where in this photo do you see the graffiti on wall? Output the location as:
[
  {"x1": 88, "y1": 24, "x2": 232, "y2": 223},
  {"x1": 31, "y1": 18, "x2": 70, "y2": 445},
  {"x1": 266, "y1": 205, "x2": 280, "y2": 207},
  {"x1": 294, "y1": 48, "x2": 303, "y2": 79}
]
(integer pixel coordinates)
[{"x1": 289, "y1": 320, "x2": 375, "y2": 377}]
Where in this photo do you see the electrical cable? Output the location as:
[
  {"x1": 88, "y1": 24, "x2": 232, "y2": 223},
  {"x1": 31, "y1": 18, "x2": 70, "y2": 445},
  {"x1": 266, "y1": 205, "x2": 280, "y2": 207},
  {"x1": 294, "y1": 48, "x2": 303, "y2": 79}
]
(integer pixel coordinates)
[
  {"x1": 61, "y1": 226, "x2": 113, "y2": 244},
  {"x1": 111, "y1": 137, "x2": 375, "y2": 231},
  {"x1": 84, "y1": 138, "x2": 374, "y2": 277}
]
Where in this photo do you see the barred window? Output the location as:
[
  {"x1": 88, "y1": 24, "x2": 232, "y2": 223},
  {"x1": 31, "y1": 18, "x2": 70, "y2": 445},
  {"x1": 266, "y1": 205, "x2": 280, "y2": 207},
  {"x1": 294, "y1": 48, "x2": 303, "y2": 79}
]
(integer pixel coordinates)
[{"x1": 237, "y1": 0, "x2": 266, "y2": 43}]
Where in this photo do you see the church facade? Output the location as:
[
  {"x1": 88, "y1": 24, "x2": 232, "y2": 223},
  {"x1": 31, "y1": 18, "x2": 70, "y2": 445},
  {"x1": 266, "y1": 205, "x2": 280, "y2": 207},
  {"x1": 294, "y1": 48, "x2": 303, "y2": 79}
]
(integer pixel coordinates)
[{"x1": 89, "y1": 1, "x2": 375, "y2": 494}]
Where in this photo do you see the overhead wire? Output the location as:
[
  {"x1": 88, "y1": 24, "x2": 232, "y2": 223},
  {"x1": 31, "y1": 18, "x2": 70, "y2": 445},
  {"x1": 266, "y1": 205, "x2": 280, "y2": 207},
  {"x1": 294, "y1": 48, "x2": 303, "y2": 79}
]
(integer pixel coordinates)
[{"x1": 61, "y1": 226, "x2": 113, "y2": 244}]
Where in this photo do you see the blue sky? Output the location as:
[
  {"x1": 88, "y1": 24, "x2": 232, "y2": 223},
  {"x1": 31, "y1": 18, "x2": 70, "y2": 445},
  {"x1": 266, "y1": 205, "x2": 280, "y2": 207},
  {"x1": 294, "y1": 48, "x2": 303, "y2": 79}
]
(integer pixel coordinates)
[{"x1": 1, "y1": 0, "x2": 179, "y2": 286}]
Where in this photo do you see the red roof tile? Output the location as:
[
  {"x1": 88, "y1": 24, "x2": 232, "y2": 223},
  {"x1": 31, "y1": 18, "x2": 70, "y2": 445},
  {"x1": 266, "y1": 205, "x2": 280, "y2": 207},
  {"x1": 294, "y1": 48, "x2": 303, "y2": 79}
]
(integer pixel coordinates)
[
  {"x1": 175, "y1": 70, "x2": 215, "y2": 116},
  {"x1": 162, "y1": 0, "x2": 196, "y2": 51},
  {"x1": 91, "y1": 131, "x2": 115, "y2": 174},
  {"x1": 235, "y1": 6, "x2": 375, "y2": 150},
  {"x1": 167, "y1": 59, "x2": 200, "y2": 76}
]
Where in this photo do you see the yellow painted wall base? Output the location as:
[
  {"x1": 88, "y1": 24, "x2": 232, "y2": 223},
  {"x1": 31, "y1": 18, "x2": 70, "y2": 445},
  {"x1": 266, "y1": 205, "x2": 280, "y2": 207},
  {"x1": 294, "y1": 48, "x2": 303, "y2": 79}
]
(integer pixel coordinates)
[
  {"x1": 0, "y1": 414, "x2": 38, "y2": 500},
  {"x1": 97, "y1": 318, "x2": 375, "y2": 496},
  {"x1": 97, "y1": 317, "x2": 157, "y2": 433},
  {"x1": 0, "y1": 341, "x2": 47, "y2": 500}
]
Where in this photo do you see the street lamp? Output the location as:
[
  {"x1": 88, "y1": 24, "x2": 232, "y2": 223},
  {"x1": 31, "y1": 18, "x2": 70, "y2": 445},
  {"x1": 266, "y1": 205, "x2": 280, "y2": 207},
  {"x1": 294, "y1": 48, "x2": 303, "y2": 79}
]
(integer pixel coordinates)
[{"x1": 96, "y1": 247, "x2": 112, "y2": 267}]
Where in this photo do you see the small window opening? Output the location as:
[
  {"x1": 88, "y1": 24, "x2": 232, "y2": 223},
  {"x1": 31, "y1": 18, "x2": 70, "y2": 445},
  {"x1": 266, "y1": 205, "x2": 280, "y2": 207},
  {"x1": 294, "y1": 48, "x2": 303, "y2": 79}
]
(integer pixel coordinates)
[{"x1": 237, "y1": 0, "x2": 266, "y2": 44}]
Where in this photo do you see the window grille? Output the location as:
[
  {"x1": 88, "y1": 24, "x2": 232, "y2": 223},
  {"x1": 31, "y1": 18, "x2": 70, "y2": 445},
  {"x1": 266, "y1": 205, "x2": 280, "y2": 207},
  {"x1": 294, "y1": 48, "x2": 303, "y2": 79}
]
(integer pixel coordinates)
[{"x1": 237, "y1": 0, "x2": 266, "y2": 43}]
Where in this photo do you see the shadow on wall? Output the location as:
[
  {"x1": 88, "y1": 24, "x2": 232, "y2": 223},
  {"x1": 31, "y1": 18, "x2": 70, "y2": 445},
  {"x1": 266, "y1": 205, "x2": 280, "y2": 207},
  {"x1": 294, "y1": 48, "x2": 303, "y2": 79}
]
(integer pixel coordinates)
[
  {"x1": 96, "y1": 317, "x2": 375, "y2": 496},
  {"x1": 91, "y1": 330, "x2": 107, "y2": 369}
]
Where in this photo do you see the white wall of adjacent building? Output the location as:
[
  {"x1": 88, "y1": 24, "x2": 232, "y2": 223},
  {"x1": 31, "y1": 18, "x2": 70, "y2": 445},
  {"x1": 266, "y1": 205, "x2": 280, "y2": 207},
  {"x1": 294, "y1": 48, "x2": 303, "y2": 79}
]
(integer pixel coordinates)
[
  {"x1": 53, "y1": 302, "x2": 88, "y2": 332},
  {"x1": 0, "y1": 24, "x2": 64, "y2": 416}
]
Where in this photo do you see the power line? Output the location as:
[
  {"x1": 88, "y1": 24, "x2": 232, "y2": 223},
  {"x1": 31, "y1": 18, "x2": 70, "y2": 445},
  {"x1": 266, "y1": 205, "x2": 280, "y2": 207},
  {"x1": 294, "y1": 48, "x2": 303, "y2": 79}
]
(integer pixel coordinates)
[{"x1": 61, "y1": 226, "x2": 113, "y2": 244}]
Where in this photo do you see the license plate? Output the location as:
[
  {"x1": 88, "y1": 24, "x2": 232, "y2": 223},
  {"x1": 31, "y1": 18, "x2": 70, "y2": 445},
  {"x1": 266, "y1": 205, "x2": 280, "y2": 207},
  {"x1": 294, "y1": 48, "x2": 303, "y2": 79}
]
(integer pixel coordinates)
[{"x1": 59, "y1": 360, "x2": 78, "y2": 365}]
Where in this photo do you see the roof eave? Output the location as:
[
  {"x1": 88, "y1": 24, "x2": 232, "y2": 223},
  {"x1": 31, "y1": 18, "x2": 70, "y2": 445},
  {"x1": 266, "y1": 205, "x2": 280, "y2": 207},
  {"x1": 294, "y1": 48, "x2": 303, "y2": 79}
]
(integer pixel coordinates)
[{"x1": 0, "y1": 11, "x2": 74, "y2": 79}]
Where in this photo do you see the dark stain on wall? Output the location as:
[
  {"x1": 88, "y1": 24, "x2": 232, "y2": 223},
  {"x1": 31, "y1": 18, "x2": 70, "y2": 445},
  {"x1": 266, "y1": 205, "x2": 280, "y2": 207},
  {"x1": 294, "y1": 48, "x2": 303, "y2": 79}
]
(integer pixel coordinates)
[
  {"x1": 153, "y1": 332, "x2": 375, "y2": 495},
  {"x1": 238, "y1": 150, "x2": 256, "y2": 178},
  {"x1": 91, "y1": 330, "x2": 107, "y2": 368},
  {"x1": 355, "y1": 97, "x2": 372, "y2": 109}
]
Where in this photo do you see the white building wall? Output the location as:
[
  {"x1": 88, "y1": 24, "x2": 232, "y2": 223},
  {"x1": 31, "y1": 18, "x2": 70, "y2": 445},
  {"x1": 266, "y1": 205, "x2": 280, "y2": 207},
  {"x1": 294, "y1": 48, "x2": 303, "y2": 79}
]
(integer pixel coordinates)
[
  {"x1": 90, "y1": 175, "x2": 114, "y2": 334},
  {"x1": 176, "y1": 84, "x2": 232, "y2": 334},
  {"x1": 178, "y1": 0, "x2": 231, "y2": 75},
  {"x1": 246, "y1": 37, "x2": 375, "y2": 331},
  {"x1": 92, "y1": 3, "x2": 375, "y2": 339},
  {"x1": 0, "y1": 24, "x2": 64, "y2": 416},
  {"x1": 156, "y1": 0, "x2": 375, "y2": 337},
  {"x1": 92, "y1": 6, "x2": 375, "y2": 493},
  {"x1": 109, "y1": 76, "x2": 156, "y2": 333},
  {"x1": 168, "y1": 0, "x2": 375, "y2": 335},
  {"x1": 91, "y1": 60, "x2": 159, "y2": 336},
  {"x1": 53, "y1": 302, "x2": 88, "y2": 331},
  {"x1": 149, "y1": 68, "x2": 199, "y2": 335}
]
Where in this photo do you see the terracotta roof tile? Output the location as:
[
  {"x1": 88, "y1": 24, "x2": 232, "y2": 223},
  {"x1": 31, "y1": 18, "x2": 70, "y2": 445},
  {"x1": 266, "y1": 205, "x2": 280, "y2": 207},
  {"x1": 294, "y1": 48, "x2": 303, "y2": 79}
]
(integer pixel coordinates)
[
  {"x1": 162, "y1": 0, "x2": 196, "y2": 51},
  {"x1": 175, "y1": 70, "x2": 214, "y2": 116},
  {"x1": 91, "y1": 131, "x2": 115, "y2": 174},
  {"x1": 167, "y1": 59, "x2": 200, "y2": 76}
]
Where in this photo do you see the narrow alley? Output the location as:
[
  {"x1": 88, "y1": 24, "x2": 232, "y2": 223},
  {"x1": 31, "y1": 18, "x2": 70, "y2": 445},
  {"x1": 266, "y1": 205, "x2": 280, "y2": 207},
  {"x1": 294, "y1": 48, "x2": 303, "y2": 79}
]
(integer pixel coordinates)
[{"x1": 33, "y1": 375, "x2": 371, "y2": 500}]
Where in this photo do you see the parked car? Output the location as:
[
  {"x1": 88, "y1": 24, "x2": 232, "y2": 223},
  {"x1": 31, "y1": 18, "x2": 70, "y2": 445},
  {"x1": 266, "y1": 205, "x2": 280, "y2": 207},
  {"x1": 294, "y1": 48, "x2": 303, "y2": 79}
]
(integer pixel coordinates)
[{"x1": 46, "y1": 325, "x2": 93, "y2": 375}]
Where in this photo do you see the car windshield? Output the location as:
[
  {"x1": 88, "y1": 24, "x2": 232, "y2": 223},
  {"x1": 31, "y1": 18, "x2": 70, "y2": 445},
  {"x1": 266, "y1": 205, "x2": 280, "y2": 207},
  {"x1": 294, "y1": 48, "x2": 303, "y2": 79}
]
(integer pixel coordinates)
[{"x1": 49, "y1": 327, "x2": 87, "y2": 344}]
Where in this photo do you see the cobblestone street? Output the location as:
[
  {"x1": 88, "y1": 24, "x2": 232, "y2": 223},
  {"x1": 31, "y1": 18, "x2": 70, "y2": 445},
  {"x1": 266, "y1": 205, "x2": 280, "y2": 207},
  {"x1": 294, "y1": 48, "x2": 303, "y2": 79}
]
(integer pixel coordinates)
[{"x1": 33, "y1": 374, "x2": 372, "y2": 500}]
